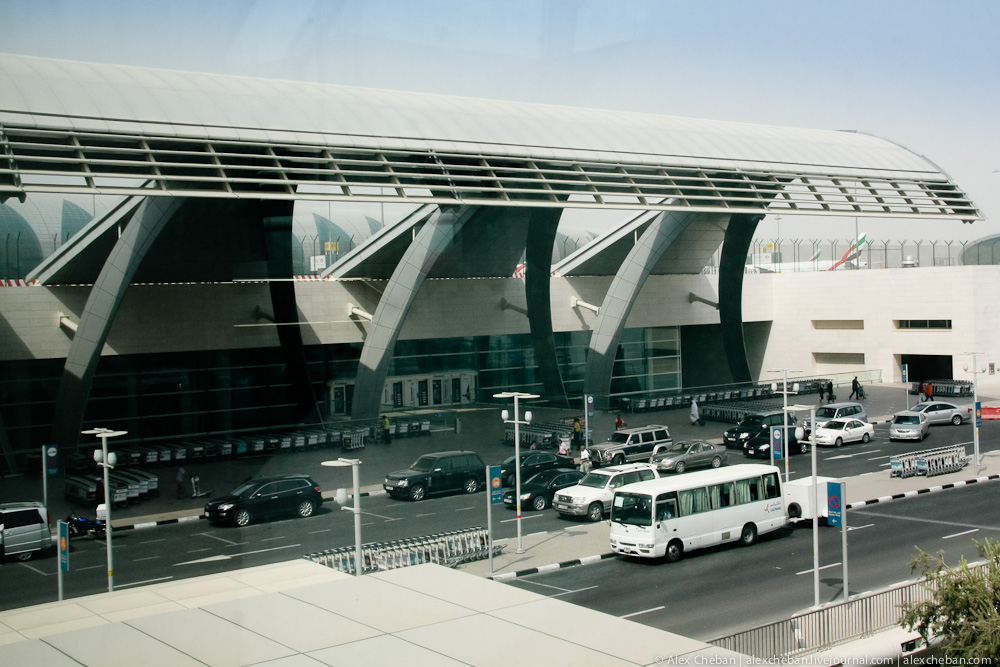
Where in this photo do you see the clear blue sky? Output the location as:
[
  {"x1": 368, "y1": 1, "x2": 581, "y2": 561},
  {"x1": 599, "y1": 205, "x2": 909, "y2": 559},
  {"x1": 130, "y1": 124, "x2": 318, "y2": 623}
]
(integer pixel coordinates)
[{"x1": 2, "y1": 0, "x2": 997, "y2": 242}]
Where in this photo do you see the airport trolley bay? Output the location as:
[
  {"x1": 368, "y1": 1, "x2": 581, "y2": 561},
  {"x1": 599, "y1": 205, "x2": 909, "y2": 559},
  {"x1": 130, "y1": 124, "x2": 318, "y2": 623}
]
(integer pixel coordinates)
[{"x1": 609, "y1": 464, "x2": 785, "y2": 562}]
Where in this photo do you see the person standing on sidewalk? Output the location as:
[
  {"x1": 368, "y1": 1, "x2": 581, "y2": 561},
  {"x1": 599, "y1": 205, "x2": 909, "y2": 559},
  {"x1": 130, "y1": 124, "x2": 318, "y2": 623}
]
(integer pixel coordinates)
[
  {"x1": 381, "y1": 415, "x2": 391, "y2": 444},
  {"x1": 572, "y1": 417, "x2": 582, "y2": 448},
  {"x1": 176, "y1": 466, "x2": 187, "y2": 499}
]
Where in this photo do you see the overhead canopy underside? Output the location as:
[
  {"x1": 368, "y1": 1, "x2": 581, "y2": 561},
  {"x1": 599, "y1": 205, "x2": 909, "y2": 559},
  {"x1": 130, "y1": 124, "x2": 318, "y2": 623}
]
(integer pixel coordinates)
[{"x1": 0, "y1": 53, "x2": 980, "y2": 223}]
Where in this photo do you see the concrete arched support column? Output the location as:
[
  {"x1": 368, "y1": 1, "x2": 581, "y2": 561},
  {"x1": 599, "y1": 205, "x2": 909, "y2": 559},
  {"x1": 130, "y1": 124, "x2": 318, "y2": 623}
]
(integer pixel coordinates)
[
  {"x1": 350, "y1": 206, "x2": 478, "y2": 420},
  {"x1": 260, "y1": 200, "x2": 322, "y2": 424},
  {"x1": 524, "y1": 208, "x2": 567, "y2": 408},
  {"x1": 583, "y1": 211, "x2": 701, "y2": 410},
  {"x1": 51, "y1": 197, "x2": 185, "y2": 450},
  {"x1": 718, "y1": 213, "x2": 763, "y2": 384}
]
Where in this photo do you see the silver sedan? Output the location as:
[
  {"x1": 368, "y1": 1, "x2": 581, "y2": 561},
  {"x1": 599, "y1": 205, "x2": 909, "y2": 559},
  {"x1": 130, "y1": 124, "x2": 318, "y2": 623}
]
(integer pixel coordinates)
[
  {"x1": 890, "y1": 411, "x2": 930, "y2": 441},
  {"x1": 909, "y1": 401, "x2": 972, "y2": 426},
  {"x1": 649, "y1": 440, "x2": 728, "y2": 474}
]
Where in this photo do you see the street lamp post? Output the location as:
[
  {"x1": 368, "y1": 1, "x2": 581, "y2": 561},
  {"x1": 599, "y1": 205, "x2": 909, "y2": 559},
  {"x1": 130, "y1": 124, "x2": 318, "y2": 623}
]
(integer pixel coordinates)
[
  {"x1": 322, "y1": 458, "x2": 363, "y2": 576},
  {"x1": 964, "y1": 353, "x2": 987, "y2": 476},
  {"x1": 494, "y1": 391, "x2": 538, "y2": 554},
  {"x1": 82, "y1": 427, "x2": 126, "y2": 592},
  {"x1": 768, "y1": 369, "x2": 801, "y2": 484}
]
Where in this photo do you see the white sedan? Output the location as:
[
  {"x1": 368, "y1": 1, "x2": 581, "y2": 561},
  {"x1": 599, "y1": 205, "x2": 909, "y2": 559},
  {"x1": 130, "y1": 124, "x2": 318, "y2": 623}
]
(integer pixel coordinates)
[{"x1": 811, "y1": 419, "x2": 874, "y2": 447}]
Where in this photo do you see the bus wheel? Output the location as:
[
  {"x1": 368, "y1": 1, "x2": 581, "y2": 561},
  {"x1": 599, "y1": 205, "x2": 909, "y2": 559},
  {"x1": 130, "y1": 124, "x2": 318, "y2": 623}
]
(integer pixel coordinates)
[
  {"x1": 665, "y1": 540, "x2": 684, "y2": 563},
  {"x1": 740, "y1": 523, "x2": 758, "y2": 546}
]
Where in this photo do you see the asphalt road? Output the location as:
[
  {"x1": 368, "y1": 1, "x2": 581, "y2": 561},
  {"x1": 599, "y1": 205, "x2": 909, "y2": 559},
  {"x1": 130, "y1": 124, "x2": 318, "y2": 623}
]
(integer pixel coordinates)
[{"x1": 2, "y1": 416, "x2": 996, "y2": 623}]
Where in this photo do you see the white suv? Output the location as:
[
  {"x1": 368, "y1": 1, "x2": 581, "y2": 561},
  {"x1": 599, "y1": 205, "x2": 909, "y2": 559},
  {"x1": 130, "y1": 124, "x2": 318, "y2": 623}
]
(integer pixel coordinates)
[{"x1": 553, "y1": 463, "x2": 661, "y2": 522}]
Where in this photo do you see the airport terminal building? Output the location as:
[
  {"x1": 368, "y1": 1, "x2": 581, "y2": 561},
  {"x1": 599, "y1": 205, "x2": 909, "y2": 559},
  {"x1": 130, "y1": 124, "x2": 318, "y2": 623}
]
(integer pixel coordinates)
[{"x1": 0, "y1": 53, "x2": 995, "y2": 468}]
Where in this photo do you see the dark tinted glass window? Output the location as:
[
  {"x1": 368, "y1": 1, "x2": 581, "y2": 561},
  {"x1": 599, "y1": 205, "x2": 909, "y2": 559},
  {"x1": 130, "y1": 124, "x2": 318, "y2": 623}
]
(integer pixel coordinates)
[{"x1": 2, "y1": 509, "x2": 43, "y2": 528}]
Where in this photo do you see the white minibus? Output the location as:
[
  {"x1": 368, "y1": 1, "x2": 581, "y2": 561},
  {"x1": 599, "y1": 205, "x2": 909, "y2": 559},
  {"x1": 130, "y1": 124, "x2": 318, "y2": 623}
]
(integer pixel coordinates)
[{"x1": 609, "y1": 464, "x2": 785, "y2": 562}]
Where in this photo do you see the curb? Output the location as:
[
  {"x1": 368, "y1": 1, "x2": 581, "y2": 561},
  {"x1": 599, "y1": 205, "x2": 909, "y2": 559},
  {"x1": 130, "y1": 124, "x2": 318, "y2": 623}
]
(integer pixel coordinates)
[
  {"x1": 490, "y1": 552, "x2": 618, "y2": 581},
  {"x1": 848, "y1": 473, "x2": 1000, "y2": 510}
]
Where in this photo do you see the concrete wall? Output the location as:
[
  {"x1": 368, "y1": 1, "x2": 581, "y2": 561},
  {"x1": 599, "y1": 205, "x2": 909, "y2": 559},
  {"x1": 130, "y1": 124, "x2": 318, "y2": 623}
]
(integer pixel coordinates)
[{"x1": 2, "y1": 265, "x2": 998, "y2": 390}]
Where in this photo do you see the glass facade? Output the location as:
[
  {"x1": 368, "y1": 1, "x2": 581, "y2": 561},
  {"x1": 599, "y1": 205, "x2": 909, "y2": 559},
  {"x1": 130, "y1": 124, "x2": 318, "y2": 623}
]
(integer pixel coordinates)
[{"x1": 0, "y1": 327, "x2": 680, "y2": 457}]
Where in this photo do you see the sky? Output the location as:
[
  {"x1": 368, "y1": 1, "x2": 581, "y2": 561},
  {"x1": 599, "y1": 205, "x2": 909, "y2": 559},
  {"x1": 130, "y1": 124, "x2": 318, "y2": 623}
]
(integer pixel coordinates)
[{"x1": 1, "y1": 0, "x2": 998, "y2": 244}]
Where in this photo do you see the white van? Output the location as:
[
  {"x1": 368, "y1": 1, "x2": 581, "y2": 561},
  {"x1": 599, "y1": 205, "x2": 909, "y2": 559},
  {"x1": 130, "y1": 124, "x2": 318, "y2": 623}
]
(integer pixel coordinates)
[
  {"x1": 553, "y1": 463, "x2": 661, "y2": 522},
  {"x1": 1, "y1": 502, "x2": 53, "y2": 561}
]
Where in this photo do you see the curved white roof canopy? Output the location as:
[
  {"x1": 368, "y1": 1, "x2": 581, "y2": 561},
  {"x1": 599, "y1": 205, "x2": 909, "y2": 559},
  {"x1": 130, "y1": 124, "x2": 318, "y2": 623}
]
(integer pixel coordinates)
[{"x1": 0, "y1": 53, "x2": 980, "y2": 221}]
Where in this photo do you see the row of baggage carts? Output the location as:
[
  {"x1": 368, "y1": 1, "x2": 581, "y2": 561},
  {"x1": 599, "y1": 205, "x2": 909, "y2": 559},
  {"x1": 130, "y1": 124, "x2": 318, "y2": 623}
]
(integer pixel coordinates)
[
  {"x1": 890, "y1": 445, "x2": 969, "y2": 478},
  {"x1": 65, "y1": 469, "x2": 159, "y2": 508},
  {"x1": 502, "y1": 420, "x2": 589, "y2": 448},
  {"x1": 618, "y1": 379, "x2": 830, "y2": 418},
  {"x1": 304, "y1": 527, "x2": 503, "y2": 576},
  {"x1": 909, "y1": 379, "x2": 974, "y2": 397}
]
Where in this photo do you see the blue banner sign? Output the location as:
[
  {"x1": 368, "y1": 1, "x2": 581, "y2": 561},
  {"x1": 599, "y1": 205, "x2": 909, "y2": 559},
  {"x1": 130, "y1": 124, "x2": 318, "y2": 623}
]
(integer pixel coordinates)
[
  {"x1": 489, "y1": 465, "x2": 503, "y2": 505},
  {"x1": 586, "y1": 394, "x2": 594, "y2": 419},
  {"x1": 977, "y1": 401, "x2": 982, "y2": 428},
  {"x1": 771, "y1": 427, "x2": 783, "y2": 459},
  {"x1": 46, "y1": 445, "x2": 59, "y2": 476},
  {"x1": 58, "y1": 520, "x2": 69, "y2": 571},
  {"x1": 827, "y1": 481, "x2": 844, "y2": 527}
]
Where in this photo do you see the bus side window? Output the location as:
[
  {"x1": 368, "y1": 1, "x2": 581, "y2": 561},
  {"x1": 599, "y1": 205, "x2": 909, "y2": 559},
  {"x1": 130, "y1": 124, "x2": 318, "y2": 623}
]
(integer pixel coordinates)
[
  {"x1": 656, "y1": 496, "x2": 677, "y2": 522},
  {"x1": 763, "y1": 473, "x2": 780, "y2": 499},
  {"x1": 709, "y1": 482, "x2": 734, "y2": 509},
  {"x1": 748, "y1": 478, "x2": 760, "y2": 502}
]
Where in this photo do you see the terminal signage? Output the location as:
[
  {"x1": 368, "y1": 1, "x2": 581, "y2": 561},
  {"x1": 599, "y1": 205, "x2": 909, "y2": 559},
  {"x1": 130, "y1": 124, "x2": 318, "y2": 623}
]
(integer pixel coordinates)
[
  {"x1": 771, "y1": 427, "x2": 783, "y2": 459},
  {"x1": 977, "y1": 401, "x2": 982, "y2": 429},
  {"x1": 827, "y1": 481, "x2": 844, "y2": 527},
  {"x1": 489, "y1": 465, "x2": 503, "y2": 505}
]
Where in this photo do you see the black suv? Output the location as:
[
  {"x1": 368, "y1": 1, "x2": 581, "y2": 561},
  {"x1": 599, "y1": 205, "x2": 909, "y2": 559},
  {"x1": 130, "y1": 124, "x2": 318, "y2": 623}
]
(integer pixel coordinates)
[
  {"x1": 204, "y1": 474, "x2": 323, "y2": 527},
  {"x1": 384, "y1": 450, "x2": 486, "y2": 501},
  {"x1": 723, "y1": 411, "x2": 796, "y2": 450}
]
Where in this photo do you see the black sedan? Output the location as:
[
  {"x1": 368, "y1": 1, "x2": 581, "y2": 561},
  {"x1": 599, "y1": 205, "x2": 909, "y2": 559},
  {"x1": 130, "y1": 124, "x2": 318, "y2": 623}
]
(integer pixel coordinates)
[
  {"x1": 742, "y1": 425, "x2": 809, "y2": 459},
  {"x1": 500, "y1": 451, "x2": 575, "y2": 487},
  {"x1": 502, "y1": 468, "x2": 584, "y2": 511}
]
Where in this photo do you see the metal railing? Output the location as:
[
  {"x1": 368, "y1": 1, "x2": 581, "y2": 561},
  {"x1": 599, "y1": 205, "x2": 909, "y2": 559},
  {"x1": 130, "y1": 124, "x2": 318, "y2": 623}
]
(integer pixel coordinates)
[{"x1": 709, "y1": 566, "x2": 988, "y2": 658}]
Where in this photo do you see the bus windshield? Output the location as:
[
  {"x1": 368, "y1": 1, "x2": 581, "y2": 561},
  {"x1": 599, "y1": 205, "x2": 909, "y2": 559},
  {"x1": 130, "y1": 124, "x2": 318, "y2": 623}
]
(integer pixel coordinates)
[{"x1": 611, "y1": 492, "x2": 653, "y2": 526}]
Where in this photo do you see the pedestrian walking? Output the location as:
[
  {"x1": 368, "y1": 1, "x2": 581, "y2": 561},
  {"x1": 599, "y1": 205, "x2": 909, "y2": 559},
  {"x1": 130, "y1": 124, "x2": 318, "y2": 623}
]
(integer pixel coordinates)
[
  {"x1": 176, "y1": 466, "x2": 187, "y2": 499},
  {"x1": 690, "y1": 399, "x2": 704, "y2": 426},
  {"x1": 616, "y1": 414, "x2": 626, "y2": 430},
  {"x1": 850, "y1": 376, "x2": 859, "y2": 400},
  {"x1": 925, "y1": 382, "x2": 933, "y2": 403},
  {"x1": 825, "y1": 380, "x2": 834, "y2": 404},
  {"x1": 579, "y1": 446, "x2": 591, "y2": 474},
  {"x1": 918, "y1": 381, "x2": 926, "y2": 402}
]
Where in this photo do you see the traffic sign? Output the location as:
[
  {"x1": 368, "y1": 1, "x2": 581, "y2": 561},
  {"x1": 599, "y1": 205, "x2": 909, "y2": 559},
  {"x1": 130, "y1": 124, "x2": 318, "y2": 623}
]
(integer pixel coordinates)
[
  {"x1": 489, "y1": 465, "x2": 503, "y2": 505},
  {"x1": 827, "y1": 481, "x2": 844, "y2": 527}
]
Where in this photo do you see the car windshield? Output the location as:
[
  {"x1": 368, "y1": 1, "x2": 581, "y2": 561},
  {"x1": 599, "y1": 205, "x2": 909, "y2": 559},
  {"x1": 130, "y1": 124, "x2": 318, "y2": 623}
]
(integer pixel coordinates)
[
  {"x1": 611, "y1": 492, "x2": 652, "y2": 526},
  {"x1": 816, "y1": 407, "x2": 837, "y2": 419},
  {"x1": 656, "y1": 442, "x2": 690, "y2": 457},
  {"x1": 409, "y1": 455, "x2": 438, "y2": 472},
  {"x1": 738, "y1": 416, "x2": 765, "y2": 429},
  {"x1": 894, "y1": 415, "x2": 920, "y2": 424},
  {"x1": 608, "y1": 432, "x2": 629, "y2": 444},
  {"x1": 823, "y1": 421, "x2": 847, "y2": 431},
  {"x1": 231, "y1": 481, "x2": 259, "y2": 497},
  {"x1": 525, "y1": 470, "x2": 560, "y2": 485},
  {"x1": 910, "y1": 404, "x2": 930, "y2": 413},
  {"x1": 578, "y1": 472, "x2": 612, "y2": 488}
]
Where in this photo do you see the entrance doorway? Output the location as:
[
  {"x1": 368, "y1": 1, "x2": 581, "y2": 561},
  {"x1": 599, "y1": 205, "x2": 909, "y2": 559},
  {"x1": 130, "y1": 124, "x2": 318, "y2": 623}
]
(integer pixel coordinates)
[{"x1": 900, "y1": 354, "x2": 953, "y2": 381}]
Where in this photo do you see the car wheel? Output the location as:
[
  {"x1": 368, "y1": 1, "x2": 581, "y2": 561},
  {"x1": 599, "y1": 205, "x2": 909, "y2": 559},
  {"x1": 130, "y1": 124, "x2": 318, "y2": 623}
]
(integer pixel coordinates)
[
  {"x1": 296, "y1": 499, "x2": 315, "y2": 518},
  {"x1": 463, "y1": 477, "x2": 478, "y2": 494},
  {"x1": 665, "y1": 539, "x2": 684, "y2": 563},
  {"x1": 675, "y1": 461, "x2": 686, "y2": 474},
  {"x1": 612, "y1": 454, "x2": 625, "y2": 466},
  {"x1": 740, "y1": 523, "x2": 758, "y2": 547},
  {"x1": 15, "y1": 551, "x2": 34, "y2": 562},
  {"x1": 834, "y1": 438, "x2": 843, "y2": 448},
  {"x1": 409, "y1": 484, "x2": 426, "y2": 501},
  {"x1": 711, "y1": 456, "x2": 722, "y2": 468},
  {"x1": 798, "y1": 442, "x2": 810, "y2": 455},
  {"x1": 234, "y1": 508, "x2": 251, "y2": 527},
  {"x1": 532, "y1": 495, "x2": 548, "y2": 511},
  {"x1": 587, "y1": 502, "x2": 604, "y2": 522},
  {"x1": 952, "y1": 414, "x2": 963, "y2": 426},
  {"x1": 862, "y1": 433, "x2": 870, "y2": 443}
]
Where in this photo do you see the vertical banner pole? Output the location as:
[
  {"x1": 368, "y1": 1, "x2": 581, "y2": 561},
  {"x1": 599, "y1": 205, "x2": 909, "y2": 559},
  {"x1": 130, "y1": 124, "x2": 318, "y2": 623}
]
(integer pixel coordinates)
[
  {"x1": 811, "y1": 407, "x2": 820, "y2": 609},
  {"x1": 486, "y1": 465, "x2": 493, "y2": 574},
  {"x1": 842, "y1": 480, "x2": 849, "y2": 603}
]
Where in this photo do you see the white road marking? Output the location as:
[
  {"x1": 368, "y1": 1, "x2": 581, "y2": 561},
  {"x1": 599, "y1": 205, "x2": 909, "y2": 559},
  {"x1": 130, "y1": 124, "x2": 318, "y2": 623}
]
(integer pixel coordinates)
[
  {"x1": 797, "y1": 562, "x2": 842, "y2": 576},
  {"x1": 551, "y1": 585, "x2": 599, "y2": 597},
  {"x1": 500, "y1": 514, "x2": 542, "y2": 524},
  {"x1": 17, "y1": 562, "x2": 51, "y2": 576},
  {"x1": 199, "y1": 533, "x2": 242, "y2": 546},
  {"x1": 132, "y1": 555, "x2": 162, "y2": 562},
  {"x1": 174, "y1": 543, "x2": 302, "y2": 566},
  {"x1": 943, "y1": 528, "x2": 979, "y2": 539},
  {"x1": 847, "y1": 523, "x2": 875, "y2": 531},
  {"x1": 621, "y1": 605, "x2": 665, "y2": 619}
]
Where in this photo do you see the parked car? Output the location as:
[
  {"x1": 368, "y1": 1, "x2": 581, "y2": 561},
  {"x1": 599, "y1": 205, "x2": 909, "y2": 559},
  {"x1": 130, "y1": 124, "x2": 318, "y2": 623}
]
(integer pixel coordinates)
[
  {"x1": 723, "y1": 411, "x2": 795, "y2": 450},
  {"x1": 890, "y1": 411, "x2": 930, "y2": 441},
  {"x1": 500, "y1": 451, "x2": 575, "y2": 487},
  {"x1": 553, "y1": 463, "x2": 661, "y2": 522},
  {"x1": 649, "y1": 440, "x2": 728, "y2": 473},
  {"x1": 384, "y1": 450, "x2": 486, "y2": 501},
  {"x1": 1, "y1": 502, "x2": 52, "y2": 561},
  {"x1": 909, "y1": 401, "x2": 972, "y2": 426},
  {"x1": 742, "y1": 423, "x2": 810, "y2": 458},
  {"x1": 807, "y1": 402, "x2": 867, "y2": 431},
  {"x1": 502, "y1": 468, "x2": 584, "y2": 511},
  {"x1": 204, "y1": 474, "x2": 323, "y2": 526},
  {"x1": 588, "y1": 424, "x2": 672, "y2": 467},
  {"x1": 811, "y1": 419, "x2": 874, "y2": 447}
]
